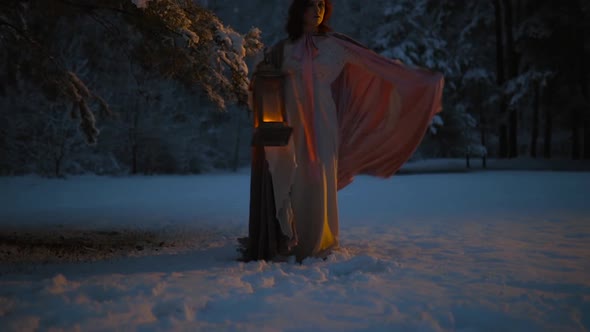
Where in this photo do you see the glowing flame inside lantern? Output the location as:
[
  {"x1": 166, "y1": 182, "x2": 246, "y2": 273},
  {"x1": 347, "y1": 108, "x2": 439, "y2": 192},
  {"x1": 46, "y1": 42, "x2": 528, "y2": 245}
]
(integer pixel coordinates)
[{"x1": 252, "y1": 63, "x2": 292, "y2": 147}]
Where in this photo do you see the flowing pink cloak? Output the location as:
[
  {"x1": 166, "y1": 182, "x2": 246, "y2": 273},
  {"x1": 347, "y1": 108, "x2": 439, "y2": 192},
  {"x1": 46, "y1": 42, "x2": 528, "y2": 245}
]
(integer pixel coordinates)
[
  {"x1": 330, "y1": 33, "x2": 444, "y2": 189},
  {"x1": 261, "y1": 33, "x2": 444, "y2": 260}
]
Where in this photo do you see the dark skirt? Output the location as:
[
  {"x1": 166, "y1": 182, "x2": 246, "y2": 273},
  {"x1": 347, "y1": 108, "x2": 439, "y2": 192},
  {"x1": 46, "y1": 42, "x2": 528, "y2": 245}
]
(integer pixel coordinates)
[{"x1": 239, "y1": 145, "x2": 289, "y2": 261}]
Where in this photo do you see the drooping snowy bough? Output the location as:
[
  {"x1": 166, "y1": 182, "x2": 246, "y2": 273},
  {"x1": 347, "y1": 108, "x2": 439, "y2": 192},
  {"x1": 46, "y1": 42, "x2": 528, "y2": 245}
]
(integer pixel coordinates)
[{"x1": 0, "y1": 0, "x2": 263, "y2": 144}]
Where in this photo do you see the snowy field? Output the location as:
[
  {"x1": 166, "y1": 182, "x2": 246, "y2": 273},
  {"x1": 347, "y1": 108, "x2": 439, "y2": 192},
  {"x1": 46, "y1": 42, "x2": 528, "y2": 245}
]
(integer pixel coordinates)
[{"x1": 1, "y1": 161, "x2": 589, "y2": 331}]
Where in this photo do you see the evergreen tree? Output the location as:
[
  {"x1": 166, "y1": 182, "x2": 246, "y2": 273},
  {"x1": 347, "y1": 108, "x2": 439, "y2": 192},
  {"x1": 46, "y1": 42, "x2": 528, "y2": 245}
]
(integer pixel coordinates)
[
  {"x1": 0, "y1": 0, "x2": 262, "y2": 143},
  {"x1": 0, "y1": 0, "x2": 262, "y2": 175}
]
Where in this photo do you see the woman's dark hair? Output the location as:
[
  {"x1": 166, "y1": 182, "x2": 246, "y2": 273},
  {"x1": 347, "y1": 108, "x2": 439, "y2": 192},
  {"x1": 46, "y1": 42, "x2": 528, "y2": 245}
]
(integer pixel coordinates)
[{"x1": 285, "y1": 0, "x2": 333, "y2": 41}]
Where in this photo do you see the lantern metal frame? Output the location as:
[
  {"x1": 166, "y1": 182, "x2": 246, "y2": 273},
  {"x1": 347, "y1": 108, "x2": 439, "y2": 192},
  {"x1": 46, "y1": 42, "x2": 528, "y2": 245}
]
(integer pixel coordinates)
[{"x1": 251, "y1": 61, "x2": 293, "y2": 147}]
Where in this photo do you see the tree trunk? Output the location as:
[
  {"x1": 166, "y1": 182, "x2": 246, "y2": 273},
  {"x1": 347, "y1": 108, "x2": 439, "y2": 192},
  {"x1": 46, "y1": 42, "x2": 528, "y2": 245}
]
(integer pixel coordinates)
[
  {"x1": 530, "y1": 83, "x2": 540, "y2": 158},
  {"x1": 584, "y1": 118, "x2": 590, "y2": 159},
  {"x1": 583, "y1": 47, "x2": 590, "y2": 159},
  {"x1": 131, "y1": 108, "x2": 139, "y2": 175},
  {"x1": 499, "y1": 121, "x2": 508, "y2": 158},
  {"x1": 577, "y1": 5, "x2": 590, "y2": 159},
  {"x1": 480, "y1": 108, "x2": 488, "y2": 168},
  {"x1": 572, "y1": 109, "x2": 581, "y2": 160},
  {"x1": 494, "y1": 0, "x2": 509, "y2": 158},
  {"x1": 131, "y1": 143, "x2": 138, "y2": 174},
  {"x1": 494, "y1": 0, "x2": 506, "y2": 85},
  {"x1": 505, "y1": 0, "x2": 519, "y2": 158},
  {"x1": 509, "y1": 109, "x2": 518, "y2": 158},
  {"x1": 55, "y1": 153, "x2": 62, "y2": 178},
  {"x1": 543, "y1": 102, "x2": 553, "y2": 159},
  {"x1": 570, "y1": 2, "x2": 586, "y2": 160},
  {"x1": 505, "y1": 0, "x2": 518, "y2": 78}
]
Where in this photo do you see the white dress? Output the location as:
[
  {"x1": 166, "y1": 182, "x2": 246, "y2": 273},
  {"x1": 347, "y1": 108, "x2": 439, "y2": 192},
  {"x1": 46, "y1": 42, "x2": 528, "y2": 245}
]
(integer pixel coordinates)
[{"x1": 264, "y1": 36, "x2": 359, "y2": 260}]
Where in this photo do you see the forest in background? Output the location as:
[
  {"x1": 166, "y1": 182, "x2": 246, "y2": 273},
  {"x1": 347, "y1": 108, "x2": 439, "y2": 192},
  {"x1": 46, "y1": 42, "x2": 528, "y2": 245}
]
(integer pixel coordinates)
[{"x1": 0, "y1": 0, "x2": 589, "y2": 177}]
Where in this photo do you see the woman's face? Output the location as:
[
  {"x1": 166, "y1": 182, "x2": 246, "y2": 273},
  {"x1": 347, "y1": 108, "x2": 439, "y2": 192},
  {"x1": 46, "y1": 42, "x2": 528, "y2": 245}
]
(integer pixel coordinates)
[{"x1": 303, "y1": 0, "x2": 326, "y2": 30}]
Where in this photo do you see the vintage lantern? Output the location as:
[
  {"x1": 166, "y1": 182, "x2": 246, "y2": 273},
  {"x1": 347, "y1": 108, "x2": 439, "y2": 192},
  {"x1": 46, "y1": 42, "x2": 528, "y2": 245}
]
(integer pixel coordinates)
[{"x1": 251, "y1": 60, "x2": 292, "y2": 146}]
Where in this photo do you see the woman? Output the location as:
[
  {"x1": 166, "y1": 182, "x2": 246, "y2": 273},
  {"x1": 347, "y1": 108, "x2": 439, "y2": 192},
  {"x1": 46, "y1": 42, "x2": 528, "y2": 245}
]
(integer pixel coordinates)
[{"x1": 246, "y1": 0, "x2": 444, "y2": 262}]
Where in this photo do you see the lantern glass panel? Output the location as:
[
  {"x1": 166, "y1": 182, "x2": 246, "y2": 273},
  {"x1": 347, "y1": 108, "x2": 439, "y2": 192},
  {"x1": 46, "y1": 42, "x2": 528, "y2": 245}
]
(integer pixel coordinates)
[
  {"x1": 251, "y1": 66, "x2": 292, "y2": 147},
  {"x1": 262, "y1": 79, "x2": 283, "y2": 123},
  {"x1": 254, "y1": 76, "x2": 285, "y2": 127}
]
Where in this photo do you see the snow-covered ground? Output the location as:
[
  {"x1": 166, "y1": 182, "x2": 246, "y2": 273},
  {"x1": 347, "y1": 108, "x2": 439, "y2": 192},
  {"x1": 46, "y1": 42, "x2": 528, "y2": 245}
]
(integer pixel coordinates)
[{"x1": 1, "y1": 160, "x2": 589, "y2": 331}]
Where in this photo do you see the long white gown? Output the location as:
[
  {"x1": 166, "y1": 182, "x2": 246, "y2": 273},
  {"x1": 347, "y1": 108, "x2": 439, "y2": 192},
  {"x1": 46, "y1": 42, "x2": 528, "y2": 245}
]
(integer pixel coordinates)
[{"x1": 265, "y1": 36, "x2": 360, "y2": 260}]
